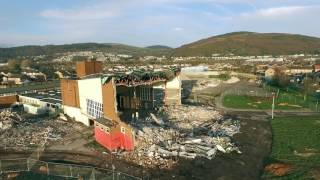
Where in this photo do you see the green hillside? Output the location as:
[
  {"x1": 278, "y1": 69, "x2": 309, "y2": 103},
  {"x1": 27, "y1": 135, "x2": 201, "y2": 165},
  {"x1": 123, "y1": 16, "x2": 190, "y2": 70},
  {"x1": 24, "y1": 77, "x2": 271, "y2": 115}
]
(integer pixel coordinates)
[
  {"x1": 146, "y1": 45, "x2": 172, "y2": 49},
  {"x1": 0, "y1": 43, "x2": 172, "y2": 61},
  {"x1": 172, "y1": 32, "x2": 320, "y2": 56}
]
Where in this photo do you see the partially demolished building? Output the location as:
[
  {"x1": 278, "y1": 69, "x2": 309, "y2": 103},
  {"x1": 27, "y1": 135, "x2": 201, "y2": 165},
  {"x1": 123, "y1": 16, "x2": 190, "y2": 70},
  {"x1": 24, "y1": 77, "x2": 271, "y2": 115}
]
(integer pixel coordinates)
[{"x1": 61, "y1": 60, "x2": 181, "y2": 151}]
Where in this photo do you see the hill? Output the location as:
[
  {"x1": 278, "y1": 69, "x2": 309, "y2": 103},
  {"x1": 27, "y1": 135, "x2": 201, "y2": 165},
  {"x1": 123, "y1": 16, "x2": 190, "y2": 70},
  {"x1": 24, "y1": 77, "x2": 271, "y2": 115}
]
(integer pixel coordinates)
[
  {"x1": 146, "y1": 45, "x2": 172, "y2": 49},
  {"x1": 0, "y1": 43, "x2": 172, "y2": 61},
  {"x1": 172, "y1": 32, "x2": 320, "y2": 56}
]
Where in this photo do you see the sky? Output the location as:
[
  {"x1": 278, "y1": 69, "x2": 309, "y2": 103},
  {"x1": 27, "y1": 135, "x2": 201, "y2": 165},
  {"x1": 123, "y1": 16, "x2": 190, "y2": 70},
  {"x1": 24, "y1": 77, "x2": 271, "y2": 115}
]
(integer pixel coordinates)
[{"x1": 0, "y1": 0, "x2": 320, "y2": 47}]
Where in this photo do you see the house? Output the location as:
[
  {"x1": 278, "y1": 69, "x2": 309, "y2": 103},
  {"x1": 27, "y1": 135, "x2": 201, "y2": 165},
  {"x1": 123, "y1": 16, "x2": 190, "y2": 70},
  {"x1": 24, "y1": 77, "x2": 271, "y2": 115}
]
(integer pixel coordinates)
[
  {"x1": 61, "y1": 60, "x2": 181, "y2": 151},
  {"x1": 55, "y1": 70, "x2": 74, "y2": 79},
  {"x1": 22, "y1": 71, "x2": 47, "y2": 82},
  {"x1": 265, "y1": 68, "x2": 276, "y2": 79},
  {"x1": 2, "y1": 74, "x2": 23, "y2": 85},
  {"x1": 285, "y1": 68, "x2": 313, "y2": 75},
  {"x1": 314, "y1": 64, "x2": 320, "y2": 73}
]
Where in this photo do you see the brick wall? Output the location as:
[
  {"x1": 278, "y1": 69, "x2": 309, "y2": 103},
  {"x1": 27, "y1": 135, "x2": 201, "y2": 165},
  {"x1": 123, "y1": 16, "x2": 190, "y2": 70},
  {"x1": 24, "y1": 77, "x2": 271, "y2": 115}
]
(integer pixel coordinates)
[
  {"x1": 60, "y1": 79, "x2": 80, "y2": 107},
  {"x1": 0, "y1": 95, "x2": 18, "y2": 108}
]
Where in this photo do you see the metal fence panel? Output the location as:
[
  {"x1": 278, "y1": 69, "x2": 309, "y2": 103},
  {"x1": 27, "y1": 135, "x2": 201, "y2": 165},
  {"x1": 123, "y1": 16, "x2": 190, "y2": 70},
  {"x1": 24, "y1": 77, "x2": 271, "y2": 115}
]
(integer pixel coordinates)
[
  {"x1": 0, "y1": 158, "x2": 28, "y2": 172},
  {"x1": 0, "y1": 158, "x2": 142, "y2": 180}
]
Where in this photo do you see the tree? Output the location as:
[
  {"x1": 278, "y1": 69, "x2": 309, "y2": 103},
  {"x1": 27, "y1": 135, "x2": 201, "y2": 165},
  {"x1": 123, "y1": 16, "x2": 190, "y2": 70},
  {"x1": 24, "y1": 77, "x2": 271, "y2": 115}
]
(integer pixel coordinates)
[
  {"x1": 270, "y1": 67, "x2": 290, "y2": 89},
  {"x1": 20, "y1": 59, "x2": 31, "y2": 69},
  {"x1": 7, "y1": 59, "x2": 21, "y2": 73}
]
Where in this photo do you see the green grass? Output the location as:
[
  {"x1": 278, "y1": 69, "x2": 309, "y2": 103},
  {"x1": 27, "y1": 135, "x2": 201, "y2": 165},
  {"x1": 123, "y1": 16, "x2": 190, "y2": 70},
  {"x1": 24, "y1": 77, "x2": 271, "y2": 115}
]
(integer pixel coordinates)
[
  {"x1": 262, "y1": 116, "x2": 320, "y2": 179},
  {"x1": 223, "y1": 95, "x2": 272, "y2": 109},
  {"x1": 222, "y1": 95, "x2": 306, "y2": 110},
  {"x1": 209, "y1": 74, "x2": 231, "y2": 81}
]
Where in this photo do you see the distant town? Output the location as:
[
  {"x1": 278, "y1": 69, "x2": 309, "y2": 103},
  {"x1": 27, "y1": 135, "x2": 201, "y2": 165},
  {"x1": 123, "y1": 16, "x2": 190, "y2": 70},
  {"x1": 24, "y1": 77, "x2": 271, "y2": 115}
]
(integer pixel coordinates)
[{"x1": 1, "y1": 35, "x2": 320, "y2": 180}]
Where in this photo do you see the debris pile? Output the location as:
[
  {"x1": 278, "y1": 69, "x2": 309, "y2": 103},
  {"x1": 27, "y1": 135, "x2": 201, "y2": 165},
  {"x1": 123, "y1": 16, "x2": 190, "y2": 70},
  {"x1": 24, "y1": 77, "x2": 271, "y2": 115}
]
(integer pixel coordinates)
[
  {"x1": 0, "y1": 116, "x2": 73, "y2": 149},
  {"x1": 0, "y1": 110, "x2": 24, "y2": 131},
  {"x1": 123, "y1": 105, "x2": 240, "y2": 168}
]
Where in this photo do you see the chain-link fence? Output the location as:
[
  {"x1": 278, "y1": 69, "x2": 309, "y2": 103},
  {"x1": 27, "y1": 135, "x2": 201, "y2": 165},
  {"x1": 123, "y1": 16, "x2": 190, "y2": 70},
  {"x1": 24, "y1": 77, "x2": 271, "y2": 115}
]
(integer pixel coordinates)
[{"x1": 0, "y1": 158, "x2": 141, "y2": 180}]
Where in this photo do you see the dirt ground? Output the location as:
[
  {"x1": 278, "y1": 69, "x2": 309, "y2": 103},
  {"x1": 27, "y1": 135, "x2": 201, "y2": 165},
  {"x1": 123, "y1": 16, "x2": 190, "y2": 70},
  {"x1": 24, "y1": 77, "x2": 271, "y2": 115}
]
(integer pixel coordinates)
[
  {"x1": 0, "y1": 111, "x2": 272, "y2": 180},
  {"x1": 145, "y1": 112, "x2": 272, "y2": 180}
]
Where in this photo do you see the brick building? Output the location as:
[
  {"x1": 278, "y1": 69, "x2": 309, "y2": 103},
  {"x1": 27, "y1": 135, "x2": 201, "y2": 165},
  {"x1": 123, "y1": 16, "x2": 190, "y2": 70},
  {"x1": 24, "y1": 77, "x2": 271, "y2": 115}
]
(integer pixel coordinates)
[{"x1": 61, "y1": 60, "x2": 181, "y2": 151}]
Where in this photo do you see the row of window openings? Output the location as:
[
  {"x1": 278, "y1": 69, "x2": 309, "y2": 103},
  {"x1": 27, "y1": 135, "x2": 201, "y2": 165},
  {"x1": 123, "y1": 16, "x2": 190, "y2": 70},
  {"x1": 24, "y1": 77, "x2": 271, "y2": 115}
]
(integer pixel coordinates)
[
  {"x1": 86, "y1": 99, "x2": 103, "y2": 118},
  {"x1": 20, "y1": 98, "x2": 38, "y2": 105},
  {"x1": 140, "y1": 87, "x2": 152, "y2": 101},
  {"x1": 87, "y1": 107, "x2": 103, "y2": 118},
  {"x1": 96, "y1": 124, "x2": 126, "y2": 134}
]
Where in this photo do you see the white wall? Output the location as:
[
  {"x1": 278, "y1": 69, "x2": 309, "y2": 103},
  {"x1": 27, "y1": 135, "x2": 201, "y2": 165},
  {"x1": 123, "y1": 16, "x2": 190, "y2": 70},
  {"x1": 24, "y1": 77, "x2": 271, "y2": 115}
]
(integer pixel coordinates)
[
  {"x1": 153, "y1": 84, "x2": 165, "y2": 89},
  {"x1": 19, "y1": 95, "x2": 57, "y2": 114},
  {"x1": 166, "y1": 75, "x2": 181, "y2": 89},
  {"x1": 19, "y1": 96, "x2": 48, "y2": 114},
  {"x1": 165, "y1": 75, "x2": 181, "y2": 105},
  {"x1": 23, "y1": 104, "x2": 47, "y2": 115},
  {"x1": 63, "y1": 105, "x2": 90, "y2": 126},
  {"x1": 78, "y1": 78, "x2": 103, "y2": 115}
]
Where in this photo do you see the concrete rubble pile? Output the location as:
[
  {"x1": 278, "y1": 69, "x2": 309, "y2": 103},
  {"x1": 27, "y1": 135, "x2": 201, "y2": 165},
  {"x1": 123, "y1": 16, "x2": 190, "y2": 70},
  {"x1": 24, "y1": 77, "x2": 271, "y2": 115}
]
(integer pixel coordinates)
[
  {"x1": 126, "y1": 105, "x2": 241, "y2": 168},
  {"x1": 0, "y1": 110, "x2": 24, "y2": 131},
  {"x1": 0, "y1": 117, "x2": 73, "y2": 149}
]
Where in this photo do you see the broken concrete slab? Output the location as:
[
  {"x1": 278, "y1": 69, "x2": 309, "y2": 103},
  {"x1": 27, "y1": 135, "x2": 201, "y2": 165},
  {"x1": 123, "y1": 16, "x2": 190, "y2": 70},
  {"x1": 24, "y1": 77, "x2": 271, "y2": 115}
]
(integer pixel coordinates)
[{"x1": 121, "y1": 105, "x2": 241, "y2": 168}]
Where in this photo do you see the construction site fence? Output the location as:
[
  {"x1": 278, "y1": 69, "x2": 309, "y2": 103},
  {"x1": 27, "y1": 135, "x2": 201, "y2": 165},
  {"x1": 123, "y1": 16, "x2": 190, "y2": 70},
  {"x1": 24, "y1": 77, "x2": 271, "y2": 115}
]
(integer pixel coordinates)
[
  {"x1": 0, "y1": 157, "x2": 142, "y2": 180},
  {"x1": 221, "y1": 87, "x2": 320, "y2": 112}
]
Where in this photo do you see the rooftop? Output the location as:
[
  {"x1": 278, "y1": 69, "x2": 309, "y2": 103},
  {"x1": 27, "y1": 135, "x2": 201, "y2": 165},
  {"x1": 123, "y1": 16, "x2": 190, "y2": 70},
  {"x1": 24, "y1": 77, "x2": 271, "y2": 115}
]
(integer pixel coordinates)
[{"x1": 20, "y1": 89, "x2": 62, "y2": 105}]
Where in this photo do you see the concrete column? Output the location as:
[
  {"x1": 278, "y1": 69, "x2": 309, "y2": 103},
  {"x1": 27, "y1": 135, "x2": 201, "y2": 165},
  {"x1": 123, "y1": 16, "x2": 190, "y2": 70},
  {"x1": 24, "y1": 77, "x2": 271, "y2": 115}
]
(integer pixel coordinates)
[{"x1": 164, "y1": 75, "x2": 182, "y2": 105}]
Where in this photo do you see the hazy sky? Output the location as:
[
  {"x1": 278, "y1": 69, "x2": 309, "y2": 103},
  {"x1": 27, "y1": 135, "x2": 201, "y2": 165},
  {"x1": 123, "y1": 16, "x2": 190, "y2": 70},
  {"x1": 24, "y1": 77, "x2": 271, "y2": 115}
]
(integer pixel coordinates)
[{"x1": 0, "y1": 0, "x2": 319, "y2": 47}]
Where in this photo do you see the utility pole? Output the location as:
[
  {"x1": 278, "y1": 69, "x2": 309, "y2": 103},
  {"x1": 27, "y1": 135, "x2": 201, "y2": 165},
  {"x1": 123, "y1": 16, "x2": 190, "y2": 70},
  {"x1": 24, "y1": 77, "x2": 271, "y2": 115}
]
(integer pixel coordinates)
[{"x1": 272, "y1": 93, "x2": 275, "y2": 119}]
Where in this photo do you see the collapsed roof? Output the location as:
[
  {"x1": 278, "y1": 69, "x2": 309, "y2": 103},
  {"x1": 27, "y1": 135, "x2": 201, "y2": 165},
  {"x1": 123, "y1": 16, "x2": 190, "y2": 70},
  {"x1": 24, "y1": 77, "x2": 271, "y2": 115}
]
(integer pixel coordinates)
[{"x1": 101, "y1": 68, "x2": 181, "y2": 87}]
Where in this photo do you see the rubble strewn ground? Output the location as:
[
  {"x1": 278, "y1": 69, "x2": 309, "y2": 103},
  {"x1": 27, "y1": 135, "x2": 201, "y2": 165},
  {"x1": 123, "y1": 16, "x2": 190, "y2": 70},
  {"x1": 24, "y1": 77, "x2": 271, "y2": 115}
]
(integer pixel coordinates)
[
  {"x1": 0, "y1": 110, "x2": 24, "y2": 131},
  {"x1": 0, "y1": 112, "x2": 75, "y2": 149},
  {"x1": 120, "y1": 105, "x2": 241, "y2": 169}
]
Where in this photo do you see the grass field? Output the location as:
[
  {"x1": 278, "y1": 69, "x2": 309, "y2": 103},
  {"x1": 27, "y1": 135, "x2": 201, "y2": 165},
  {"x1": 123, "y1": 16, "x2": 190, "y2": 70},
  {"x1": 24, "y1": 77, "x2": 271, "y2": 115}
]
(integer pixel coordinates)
[
  {"x1": 222, "y1": 95, "x2": 311, "y2": 110},
  {"x1": 209, "y1": 74, "x2": 231, "y2": 81},
  {"x1": 262, "y1": 116, "x2": 320, "y2": 179}
]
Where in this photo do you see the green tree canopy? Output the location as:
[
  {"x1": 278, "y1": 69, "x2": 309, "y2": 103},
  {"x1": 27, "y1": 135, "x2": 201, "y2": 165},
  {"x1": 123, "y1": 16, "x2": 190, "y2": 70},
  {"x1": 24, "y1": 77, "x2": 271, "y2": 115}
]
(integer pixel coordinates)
[{"x1": 7, "y1": 59, "x2": 21, "y2": 73}]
